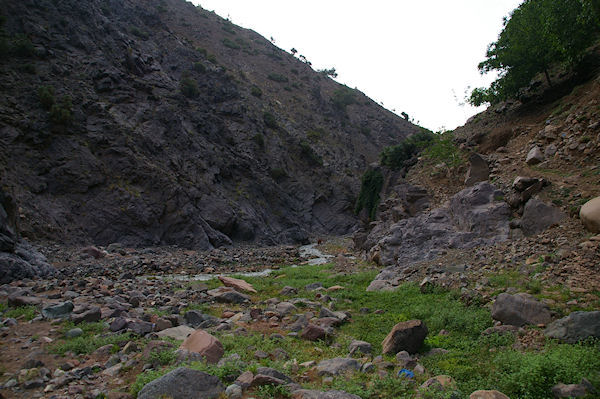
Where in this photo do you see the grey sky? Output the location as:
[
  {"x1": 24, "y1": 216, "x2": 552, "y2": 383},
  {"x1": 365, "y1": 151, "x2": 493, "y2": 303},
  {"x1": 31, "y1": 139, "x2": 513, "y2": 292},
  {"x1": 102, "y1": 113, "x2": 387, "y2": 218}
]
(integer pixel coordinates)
[{"x1": 192, "y1": 0, "x2": 523, "y2": 131}]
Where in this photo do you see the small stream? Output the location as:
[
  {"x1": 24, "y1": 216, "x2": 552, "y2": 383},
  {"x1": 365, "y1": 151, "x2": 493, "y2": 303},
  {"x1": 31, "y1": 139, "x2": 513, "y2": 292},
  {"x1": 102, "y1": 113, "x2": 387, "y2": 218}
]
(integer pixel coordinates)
[{"x1": 140, "y1": 243, "x2": 333, "y2": 281}]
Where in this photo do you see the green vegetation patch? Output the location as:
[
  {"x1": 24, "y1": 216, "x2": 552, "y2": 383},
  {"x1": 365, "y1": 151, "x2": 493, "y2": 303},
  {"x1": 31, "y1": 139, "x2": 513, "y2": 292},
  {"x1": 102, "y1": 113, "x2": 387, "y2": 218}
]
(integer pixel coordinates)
[
  {"x1": 354, "y1": 168, "x2": 384, "y2": 220},
  {"x1": 50, "y1": 321, "x2": 134, "y2": 355},
  {"x1": 130, "y1": 262, "x2": 600, "y2": 399}
]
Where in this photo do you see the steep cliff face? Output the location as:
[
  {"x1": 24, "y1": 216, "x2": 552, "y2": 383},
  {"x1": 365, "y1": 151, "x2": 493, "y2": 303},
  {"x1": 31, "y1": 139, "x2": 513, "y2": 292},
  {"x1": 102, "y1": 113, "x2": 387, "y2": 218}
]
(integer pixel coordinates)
[{"x1": 0, "y1": 0, "x2": 420, "y2": 249}]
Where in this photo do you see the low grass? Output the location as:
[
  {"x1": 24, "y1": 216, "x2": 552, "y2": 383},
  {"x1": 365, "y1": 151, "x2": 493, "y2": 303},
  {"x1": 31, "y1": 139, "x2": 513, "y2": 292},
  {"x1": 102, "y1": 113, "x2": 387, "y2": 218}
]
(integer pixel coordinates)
[
  {"x1": 130, "y1": 263, "x2": 600, "y2": 399},
  {"x1": 2, "y1": 305, "x2": 38, "y2": 321},
  {"x1": 50, "y1": 321, "x2": 134, "y2": 355}
]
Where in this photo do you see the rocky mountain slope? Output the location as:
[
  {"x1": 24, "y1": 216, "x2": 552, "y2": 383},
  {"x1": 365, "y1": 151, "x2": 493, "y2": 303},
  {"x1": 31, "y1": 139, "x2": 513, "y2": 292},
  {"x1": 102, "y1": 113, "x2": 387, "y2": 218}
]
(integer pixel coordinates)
[
  {"x1": 354, "y1": 52, "x2": 600, "y2": 299},
  {"x1": 0, "y1": 0, "x2": 419, "y2": 250}
]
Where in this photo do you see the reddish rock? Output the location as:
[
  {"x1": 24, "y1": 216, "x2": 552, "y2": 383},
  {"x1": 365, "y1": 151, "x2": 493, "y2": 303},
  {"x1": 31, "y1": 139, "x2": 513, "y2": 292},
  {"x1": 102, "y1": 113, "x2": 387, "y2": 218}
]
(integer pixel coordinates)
[
  {"x1": 235, "y1": 371, "x2": 254, "y2": 389},
  {"x1": 218, "y1": 276, "x2": 257, "y2": 293},
  {"x1": 179, "y1": 329, "x2": 224, "y2": 364},
  {"x1": 81, "y1": 246, "x2": 106, "y2": 259},
  {"x1": 301, "y1": 324, "x2": 328, "y2": 341},
  {"x1": 382, "y1": 319, "x2": 428, "y2": 355}
]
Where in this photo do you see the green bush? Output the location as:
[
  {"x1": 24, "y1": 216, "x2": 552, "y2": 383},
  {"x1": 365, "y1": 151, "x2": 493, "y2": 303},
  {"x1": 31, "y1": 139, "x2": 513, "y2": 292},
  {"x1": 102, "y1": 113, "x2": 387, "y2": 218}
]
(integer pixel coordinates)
[
  {"x1": 38, "y1": 85, "x2": 55, "y2": 110},
  {"x1": 331, "y1": 86, "x2": 356, "y2": 111},
  {"x1": 49, "y1": 95, "x2": 73, "y2": 125},
  {"x1": 192, "y1": 62, "x2": 206, "y2": 73},
  {"x1": 149, "y1": 348, "x2": 177, "y2": 366},
  {"x1": 299, "y1": 141, "x2": 323, "y2": 166},
  {"x1": 421, "y1": 132, "x2": 464, "y2": 168},
  {"x1": 470, "y1": 0, "x2": 600, "y2": 105},
  {"x1": 4, "y1": 305, "x2": 37, "y2": 321},
  {"x1": 222, "y1": 37, "x2": 240, "y2": 50},
  {"x1": 207, "y1": 54, "x2": 217, "y2": 64},
  {"x1": 250, "y1": 86, "x2": 262, "y2": 97},
  {"x1": 252, "y1": 133, "x2": 264, "y2": 148},
  {"x1": 307, "y1": 128, "x2": 326, "y2": 142},
  {"x1": 267, "y1": 73, "x2": 288, "y2": 83},
  {"x1": 129, "y1": 26, "x2": 149, "y2": 40},
  {"x1": 380, "y1": 129, "x2": 435, "y2": 170},
  {"x1": 11, "y1": 34, "x2": 35, "y2": 57},
  {"x1": 269, "y1": 168, "x2": 287, "y2": 180},
  {"x1": 180, "y1": 77, "x2": 199, "y2": 98},
  {"x1": 354, "y1": 169, "x2": 384, "y2": 220},
  {"x1": 263, "y1": 112, "x2": 277, "y2": 129}
]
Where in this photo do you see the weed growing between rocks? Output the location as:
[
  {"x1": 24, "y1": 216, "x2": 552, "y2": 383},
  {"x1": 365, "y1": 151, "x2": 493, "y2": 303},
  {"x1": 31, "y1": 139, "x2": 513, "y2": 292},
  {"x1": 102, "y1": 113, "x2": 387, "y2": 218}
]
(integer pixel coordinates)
[{"x1": 128, "y1": 263, "x2": 600, "y2": 398}]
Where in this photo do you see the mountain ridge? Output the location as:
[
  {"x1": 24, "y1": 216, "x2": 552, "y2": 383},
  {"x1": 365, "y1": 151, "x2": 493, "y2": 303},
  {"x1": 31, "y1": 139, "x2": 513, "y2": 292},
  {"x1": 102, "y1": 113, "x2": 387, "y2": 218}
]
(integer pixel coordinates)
[{"x1": 0, "y1": 0, "x2": 421, "y2": 249}]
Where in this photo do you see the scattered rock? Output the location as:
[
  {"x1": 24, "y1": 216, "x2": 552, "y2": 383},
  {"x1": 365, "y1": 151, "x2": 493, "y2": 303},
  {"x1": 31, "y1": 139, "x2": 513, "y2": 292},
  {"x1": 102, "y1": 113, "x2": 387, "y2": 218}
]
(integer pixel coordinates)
[
  {"x1": 464, "y1": 153, "x2": 490, "y2": 186},
  {"x1": 544, "y1": 311, "x2": 600, "y2": 343},
  {"x1": 65, "y1": 328, "x2": 83, "y2": 338},
  {"x1": 292, "y1": 390, "x2": 361, "y2": 399},
  {"x1": 469, "y1": 390, "x2": 510, "y2": 399},
  {"x1": 82, "y1": 246, "x2": 107, "y2": 259},
  {"x1": 179, "y1": 329, "x2": 224, "y2": 364},
  {"x1": 71, "y1": 306, "x2": 102, "y2": 324},
  {"x1": 521, "y1": 199, "x2": 566, "y2": 236},
  {"x1": 580, "y1": 196, "x2": 600, "y2": 233},
  {"x1": 137, "y1": 367, "x2": 225, "y2": 399},
  {"x1": 42, "y1": 301, "x2": 74, "y2": 319},
  {"x1": 491, "y1": 293, "x2": 552, "y2": 326},
  {"x1": 218, "y1": 276, "x2": 257, "y2": 293},
  {"x1": 526, "y1": 146, "x2": 545, "y2": 165},
  {"x1": 348, "y1": 340, "x2": 372, "y2": 355},
  {"x1": 301, "y1": 324, "x2": 328, "y2": 341},
  {"x1": 382, "y1": 320, "x2": 428, "y2": 354},
  {"x1": 316, "y1": 358, "x2": 360, "y2": 376},
  {"x1": 551, "y1": 379, "x2": 595, "y2": 398},
  {"x1": 207, "y1": 287, "x2": 250, "y2": 304}
]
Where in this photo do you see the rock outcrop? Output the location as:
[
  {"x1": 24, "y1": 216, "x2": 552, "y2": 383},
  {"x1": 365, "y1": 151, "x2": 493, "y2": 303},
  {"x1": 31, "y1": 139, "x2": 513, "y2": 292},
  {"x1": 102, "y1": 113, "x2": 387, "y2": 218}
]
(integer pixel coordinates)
[
  {"x1": 365, "y1": 182, "x2": 510, "y2": 290},
  {"x1": 0, "y1": 189, "x2": 55, "y2": 283}
]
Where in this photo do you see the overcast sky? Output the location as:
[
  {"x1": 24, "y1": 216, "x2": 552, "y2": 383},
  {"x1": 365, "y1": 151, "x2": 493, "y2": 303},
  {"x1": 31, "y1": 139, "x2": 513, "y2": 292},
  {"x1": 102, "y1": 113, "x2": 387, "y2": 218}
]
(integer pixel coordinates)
[{"x1": 191, "y1": 0, "x2": 523, "y2": 131}]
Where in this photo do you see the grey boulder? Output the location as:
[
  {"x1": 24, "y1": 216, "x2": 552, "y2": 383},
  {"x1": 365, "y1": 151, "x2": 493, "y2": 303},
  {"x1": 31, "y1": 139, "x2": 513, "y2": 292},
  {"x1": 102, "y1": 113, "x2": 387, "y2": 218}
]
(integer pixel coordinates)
[
  {"x1": 491, "y1": 293, "x2": 552, "y2": 326},
  {"x1": 545, "y1": 311, "x2": 600, "y2": 343},
  {"x1": 138, "y1": 367, "x2": 225, "y2": 399},
  {"x1": 316, "y1": 358, "x2": 361, "y2": 376},
  {"x1": 521, "y1": 198, "x2": 565, "y2": 236}
]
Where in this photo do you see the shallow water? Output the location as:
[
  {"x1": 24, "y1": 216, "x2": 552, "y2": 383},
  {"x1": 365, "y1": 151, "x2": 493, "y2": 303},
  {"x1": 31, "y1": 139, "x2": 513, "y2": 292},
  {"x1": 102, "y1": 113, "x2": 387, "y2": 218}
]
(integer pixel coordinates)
[{"x1": 140, "y1": 244, "x2": 333, "y2": 281}]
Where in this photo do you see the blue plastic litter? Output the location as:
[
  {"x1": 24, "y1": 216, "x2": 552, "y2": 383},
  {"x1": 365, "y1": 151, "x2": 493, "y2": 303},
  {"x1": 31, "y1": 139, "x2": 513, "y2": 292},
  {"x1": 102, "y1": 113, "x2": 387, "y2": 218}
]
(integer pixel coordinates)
[{"x1": 398, "y1": 368, "x2": 414, "y2": 378}]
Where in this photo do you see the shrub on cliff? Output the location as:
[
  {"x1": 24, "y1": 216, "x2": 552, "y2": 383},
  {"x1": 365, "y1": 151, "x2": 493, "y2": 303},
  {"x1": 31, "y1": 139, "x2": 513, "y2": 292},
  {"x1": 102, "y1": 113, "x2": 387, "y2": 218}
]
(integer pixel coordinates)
[{"x1": 355, "y1": 169, "x2": 384, "y2": 220}]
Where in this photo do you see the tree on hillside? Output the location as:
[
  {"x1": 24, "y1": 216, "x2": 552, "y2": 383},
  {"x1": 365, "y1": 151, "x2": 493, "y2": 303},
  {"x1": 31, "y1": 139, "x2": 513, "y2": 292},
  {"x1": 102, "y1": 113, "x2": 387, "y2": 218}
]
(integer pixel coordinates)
[{"x1": 469, "y1": 0, "x2": 600, "y2": 106}]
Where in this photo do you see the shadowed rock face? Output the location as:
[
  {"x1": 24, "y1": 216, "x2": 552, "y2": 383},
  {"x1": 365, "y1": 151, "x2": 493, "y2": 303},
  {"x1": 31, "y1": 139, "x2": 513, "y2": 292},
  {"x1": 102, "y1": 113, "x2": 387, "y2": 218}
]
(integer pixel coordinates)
[
  {"x1": 0, "y1": 0, "x2": 420, "y2": 250},
  {"x1": 0, "y1": 189, "x2": 55, "y2": 283},
  {"x1": 365, "y1": 182, "x2": 511, "y2": 290}
]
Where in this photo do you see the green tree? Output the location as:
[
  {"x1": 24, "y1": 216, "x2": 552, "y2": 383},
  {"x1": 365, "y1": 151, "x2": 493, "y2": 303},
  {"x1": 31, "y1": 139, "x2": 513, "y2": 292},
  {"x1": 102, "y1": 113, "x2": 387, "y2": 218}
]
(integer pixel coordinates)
[{"x1": 469, "y1": 0, "x2": 600, "y2": 106}]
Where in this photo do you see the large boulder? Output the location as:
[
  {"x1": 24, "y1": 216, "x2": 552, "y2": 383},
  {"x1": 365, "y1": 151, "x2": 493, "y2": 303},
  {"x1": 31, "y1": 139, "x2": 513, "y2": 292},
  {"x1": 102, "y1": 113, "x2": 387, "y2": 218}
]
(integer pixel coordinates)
[
  {"x1": 491, "y1": 293, "x2": 552, "y2": 326},
  {"x1": 382, "y1": 319, "x2": 428, "y2": 354},
  {"x1": 368, "y1": 183, "x2": 510, "y2": 289},
  {"x1": 0, "y1": 189, "x2": 17, "y2": 252},
  {"x1": 464, "y1": 153, "x2": 490, "y2": 186},
  {"x1": 179, "y1": 329, "x2": 224, "y2": 364},
  {"x1": 137, "y1": 367, "x2": 224, "y2": 399},
  {"x1": 526, "y1": 146, "x2": 545, "y2": 165},
  {"x1": 544, "y1": 311, "x2": 600, "y2": 343},
  {"x1": 580, "y1": 196, "x2": 600, "y2": 233},
  {"x1": 521, "y1": 198, "x2": 565, "y2": 236},
  {"x1": 0, "y1": 189, "x2": 55, "y2": 283},
  {"x1": 316, "y1": 358, "x2": 361, "y2": 376},
  {"x1": 218, "y1": 276, "x2": 257, "y2": 293}
]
